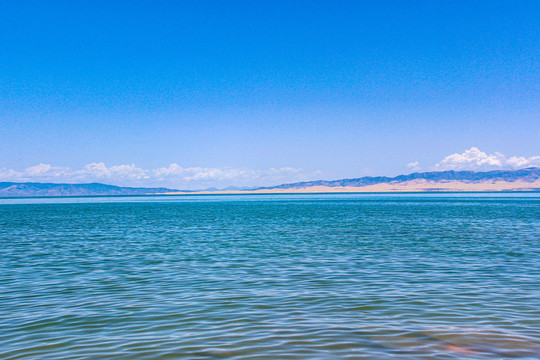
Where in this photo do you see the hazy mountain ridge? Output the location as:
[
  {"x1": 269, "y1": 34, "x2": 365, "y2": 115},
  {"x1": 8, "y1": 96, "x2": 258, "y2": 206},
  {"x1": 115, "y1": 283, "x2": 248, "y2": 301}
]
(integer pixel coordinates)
[
  {"x1": 0, "y1": 182, "x2": 180, "y2": 197},
  {"x1": 256, "y1": 168, "x2": 540, "y2": 190},
  {"x1": 1, "y1": 168, "x2": 539, "y2": 197}
]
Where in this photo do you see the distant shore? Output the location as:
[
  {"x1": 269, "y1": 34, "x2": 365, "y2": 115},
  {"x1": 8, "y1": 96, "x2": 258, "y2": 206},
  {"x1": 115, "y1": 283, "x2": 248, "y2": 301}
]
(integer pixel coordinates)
[
  {"x1": 164, "y1": 179, "x2": 540, "y2": 195},
  {"x1": 2, "y1": 168, "x2": 539, "y2": 197}
]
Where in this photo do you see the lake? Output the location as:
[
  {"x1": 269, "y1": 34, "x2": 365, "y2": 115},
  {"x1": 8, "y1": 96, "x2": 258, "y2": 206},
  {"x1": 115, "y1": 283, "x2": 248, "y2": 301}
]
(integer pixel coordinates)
[{"x1": 1, "y1": 194, "x2": 539, "y2": 359}]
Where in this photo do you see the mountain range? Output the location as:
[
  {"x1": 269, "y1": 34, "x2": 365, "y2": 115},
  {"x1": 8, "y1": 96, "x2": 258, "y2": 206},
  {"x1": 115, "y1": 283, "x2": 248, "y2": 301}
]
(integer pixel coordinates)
[
  {"x1": 257, "y1": 167, "x2": 540, "y2": 190},
  {"x1": 1, "y1": 168, "x2": 539, "y2": 197},
  {"x1": 0, "y1": 182, "x2": 180, "y2": 197}
]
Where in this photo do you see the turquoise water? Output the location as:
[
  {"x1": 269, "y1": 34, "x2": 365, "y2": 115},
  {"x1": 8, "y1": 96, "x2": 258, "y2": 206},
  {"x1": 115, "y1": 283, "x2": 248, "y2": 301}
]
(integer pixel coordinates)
[{"x1": 1, "y1": 194, "x2": 539, "y2": 359}]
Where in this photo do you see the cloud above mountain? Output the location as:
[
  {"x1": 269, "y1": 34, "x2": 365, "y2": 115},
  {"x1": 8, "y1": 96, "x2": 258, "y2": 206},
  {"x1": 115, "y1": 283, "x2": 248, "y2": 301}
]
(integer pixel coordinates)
[
  {"x1": 2, "y1": 147, "x2": 538, "y2": 189},
  {"x1": 0, "y1": 163, "x2": 317, "y2": 190},
  {"x1": 409, "y1": 147, "x2": 540, "y2": 172}
]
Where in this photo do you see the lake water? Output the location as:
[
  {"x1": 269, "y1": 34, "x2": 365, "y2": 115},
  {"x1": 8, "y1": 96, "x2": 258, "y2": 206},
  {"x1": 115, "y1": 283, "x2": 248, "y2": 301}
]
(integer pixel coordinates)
[{"x1": 1, "y1": 194, "x2": 539, "y2": 359}]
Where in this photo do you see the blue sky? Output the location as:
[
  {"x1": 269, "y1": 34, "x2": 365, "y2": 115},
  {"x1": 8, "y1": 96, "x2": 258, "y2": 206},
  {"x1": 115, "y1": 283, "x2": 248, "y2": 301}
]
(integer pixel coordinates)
[{"x1": 1, "y1": 1, "x2": 539, "y2": 189}]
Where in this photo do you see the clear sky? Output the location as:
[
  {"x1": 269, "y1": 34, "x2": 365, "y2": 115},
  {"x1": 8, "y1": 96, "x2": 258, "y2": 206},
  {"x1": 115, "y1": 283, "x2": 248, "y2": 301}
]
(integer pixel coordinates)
[{"x1": 1, "y1": 1, "x2": 539, "y2": 189}]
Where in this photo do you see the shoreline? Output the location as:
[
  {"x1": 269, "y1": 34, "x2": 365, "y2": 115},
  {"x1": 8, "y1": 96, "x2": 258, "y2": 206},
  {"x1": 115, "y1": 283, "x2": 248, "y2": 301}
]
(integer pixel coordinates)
[
  {"x1": 165, "y1": 179, "x2": 540, "y2": 195},
  {"x1": 2, "y1": 189, "x2": 540, "y2": 201},
  {"x1": 1, "y1": 180, "x2": 540, "y2": 199}
]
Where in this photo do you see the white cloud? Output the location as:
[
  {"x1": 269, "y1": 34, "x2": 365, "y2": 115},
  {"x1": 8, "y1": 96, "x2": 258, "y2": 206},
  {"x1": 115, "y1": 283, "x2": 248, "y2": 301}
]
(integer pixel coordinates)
[
  {"x1": 506, "y1": 156, "x2": 540, "y2": 168},
  {"x1": 433, "y1": 147, "x2": 540, "y2": 171},
  {"x1": 0, "y1": 162, "x2": 317, "y2": 190},
  {"x1": 25, "y1": 163, "x2": 52, "y2": 175},
  {"x1": 407, "y1": 161, "x2": 420, "y2": 171}
]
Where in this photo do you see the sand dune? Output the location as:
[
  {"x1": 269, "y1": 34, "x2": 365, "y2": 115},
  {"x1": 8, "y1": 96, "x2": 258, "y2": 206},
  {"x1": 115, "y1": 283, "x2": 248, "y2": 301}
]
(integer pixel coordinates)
[{"x1": 165, "y1": 179, "x2": 540, "y2": 195}]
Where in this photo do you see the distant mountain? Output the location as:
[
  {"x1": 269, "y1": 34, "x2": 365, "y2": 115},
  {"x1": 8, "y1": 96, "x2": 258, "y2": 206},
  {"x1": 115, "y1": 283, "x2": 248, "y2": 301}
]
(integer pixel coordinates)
[
  {"x1": 2, "y1": 168, "x2": 540, "y2": 197},
  {"x1": 252, "y1": 168, "x2": 540, "y2": 192},
  {"x1": 0, "y1": 182, "x2": 180, "y2": 197}
]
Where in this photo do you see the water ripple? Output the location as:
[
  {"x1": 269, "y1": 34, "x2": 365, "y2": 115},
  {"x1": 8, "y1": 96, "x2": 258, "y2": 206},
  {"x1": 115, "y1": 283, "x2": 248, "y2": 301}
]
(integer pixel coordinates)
[{"x1": 1, "y1": 196, "x2": 539, "y2": 359}]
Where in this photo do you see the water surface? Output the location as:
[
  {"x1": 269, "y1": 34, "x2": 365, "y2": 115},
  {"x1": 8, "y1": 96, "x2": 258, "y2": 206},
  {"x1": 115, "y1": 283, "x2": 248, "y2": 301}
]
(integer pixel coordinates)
[{"x1": 1, "y1": 194, "x2": 539, "y2": 359}]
